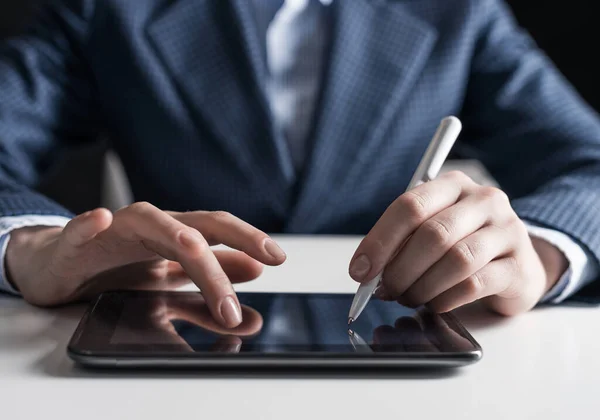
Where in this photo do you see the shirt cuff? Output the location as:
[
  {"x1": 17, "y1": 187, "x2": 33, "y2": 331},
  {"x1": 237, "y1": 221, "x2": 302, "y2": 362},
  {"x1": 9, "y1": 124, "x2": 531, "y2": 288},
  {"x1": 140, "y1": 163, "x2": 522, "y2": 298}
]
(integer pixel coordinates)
[
  {"x1": 0, "y1": 215, "x2": 72, "y2": 295},
  {"x1": 524, "y1": 222, "x2": 599, "y2": 304}
]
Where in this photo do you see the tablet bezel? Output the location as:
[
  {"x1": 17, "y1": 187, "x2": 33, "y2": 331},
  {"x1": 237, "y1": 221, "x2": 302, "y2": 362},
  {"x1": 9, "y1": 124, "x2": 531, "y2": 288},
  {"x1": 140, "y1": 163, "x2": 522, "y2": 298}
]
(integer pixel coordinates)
[{"x1": 67, "y1": 291, "x2": 483, "y2": 369}]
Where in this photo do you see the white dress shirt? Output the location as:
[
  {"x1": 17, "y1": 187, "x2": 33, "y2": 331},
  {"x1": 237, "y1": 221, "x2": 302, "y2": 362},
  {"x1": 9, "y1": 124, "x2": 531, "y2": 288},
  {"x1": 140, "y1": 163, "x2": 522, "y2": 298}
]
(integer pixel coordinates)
[{"x1": 0, "y1": 0, "x2": 597, "y2": 302}]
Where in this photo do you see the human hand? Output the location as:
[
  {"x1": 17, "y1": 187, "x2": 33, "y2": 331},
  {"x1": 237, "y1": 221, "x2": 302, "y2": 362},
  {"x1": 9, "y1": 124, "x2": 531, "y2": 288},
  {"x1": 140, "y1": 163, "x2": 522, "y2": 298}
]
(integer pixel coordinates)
[
  {"x1": 349, "y1": 171, "x2": 568, "y2": 316},
  {"x1": 6, "y1": 204, "x2": 286, "y2": 327}
]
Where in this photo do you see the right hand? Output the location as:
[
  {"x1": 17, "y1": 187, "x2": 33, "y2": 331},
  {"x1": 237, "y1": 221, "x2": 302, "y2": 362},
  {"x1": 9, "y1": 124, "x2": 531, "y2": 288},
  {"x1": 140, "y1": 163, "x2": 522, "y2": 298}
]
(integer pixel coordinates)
[{"x1": 5, "y1": 203, "x2": 287, "y2": 328}]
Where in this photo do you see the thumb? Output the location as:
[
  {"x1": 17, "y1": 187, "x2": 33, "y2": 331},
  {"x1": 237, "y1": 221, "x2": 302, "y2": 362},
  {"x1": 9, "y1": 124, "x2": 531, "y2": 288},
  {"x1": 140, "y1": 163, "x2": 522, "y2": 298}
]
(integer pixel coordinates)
[{"x1": 61, "y1": 208, "x2": 113, "y2": 249}]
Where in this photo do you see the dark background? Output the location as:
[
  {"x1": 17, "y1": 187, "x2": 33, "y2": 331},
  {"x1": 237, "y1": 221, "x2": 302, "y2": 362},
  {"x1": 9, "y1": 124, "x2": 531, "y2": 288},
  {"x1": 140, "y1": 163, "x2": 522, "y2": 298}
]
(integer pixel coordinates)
[{"x1": 0, "y1": 0, "x2": 598, "y2": 213}]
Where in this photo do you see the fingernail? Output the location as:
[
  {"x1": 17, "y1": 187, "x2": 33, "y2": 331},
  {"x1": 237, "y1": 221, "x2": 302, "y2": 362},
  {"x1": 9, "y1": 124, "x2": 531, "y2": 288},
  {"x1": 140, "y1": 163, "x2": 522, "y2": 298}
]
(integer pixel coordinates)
[
  {"x1": 220, "y1": 296, "x2": 243, "y2": 327},
  {"x1": 81, "y1": 211, "x2": 92, "y2": 218},
  {"x1": 263, "y1": 238, "x2": 286, "y2": 260},
  {"x1": 350, "y1": 254, "x2": 371, "y2": 281}
]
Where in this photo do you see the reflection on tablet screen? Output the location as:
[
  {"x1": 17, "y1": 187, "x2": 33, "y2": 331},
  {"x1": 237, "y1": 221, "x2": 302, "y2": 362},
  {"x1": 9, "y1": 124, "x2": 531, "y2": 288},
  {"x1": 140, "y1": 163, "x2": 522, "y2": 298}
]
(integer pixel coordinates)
[{"x1": 108, "y1": 293, "x2": 476, "y2": 354}]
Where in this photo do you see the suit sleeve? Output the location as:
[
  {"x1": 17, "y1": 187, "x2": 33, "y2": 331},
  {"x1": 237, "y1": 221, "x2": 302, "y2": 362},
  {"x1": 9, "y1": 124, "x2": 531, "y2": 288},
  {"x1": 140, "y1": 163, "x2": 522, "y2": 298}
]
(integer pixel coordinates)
[
  {"x1": 0, "y1": 0, "x2": 100, "y2": 218},
  {"x1": 457, "y1": 0, "x2": 600, "y2": 301}
]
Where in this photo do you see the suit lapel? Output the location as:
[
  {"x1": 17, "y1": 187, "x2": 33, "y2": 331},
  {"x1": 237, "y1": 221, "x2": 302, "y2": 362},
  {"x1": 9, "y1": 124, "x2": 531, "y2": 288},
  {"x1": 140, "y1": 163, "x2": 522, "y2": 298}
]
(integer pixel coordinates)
[
  {"x1": 146, "y1": 0, "x2": 295, "y2": 216},
  {"x1": 286, "y1": 0, "x2": 438, "y2": 232}
]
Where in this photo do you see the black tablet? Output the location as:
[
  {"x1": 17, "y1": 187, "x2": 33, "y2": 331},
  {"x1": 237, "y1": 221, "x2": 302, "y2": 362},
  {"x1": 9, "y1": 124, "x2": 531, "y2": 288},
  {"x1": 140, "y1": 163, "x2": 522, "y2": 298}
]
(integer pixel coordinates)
[{"x1": 67, "y1": 291, "x2": 482, "y2": 369}]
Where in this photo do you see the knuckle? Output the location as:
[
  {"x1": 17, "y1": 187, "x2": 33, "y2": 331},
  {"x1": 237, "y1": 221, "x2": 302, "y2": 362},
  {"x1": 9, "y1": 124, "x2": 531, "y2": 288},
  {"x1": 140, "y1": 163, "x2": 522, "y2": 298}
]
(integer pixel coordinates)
[
  {"x1": 505, "y1": 225, "x2": 525, "y2": 248},
  {"x1": 420, "y1": 219, "x2": 453, "y2": 248},
  {"x1": 479, "y1": 186, "x2": 509, "y2": 204},
  {"x1": 210, "y1": 210, "x2": 234, "y2": 223},
  {"x1": 399, "y1": 191, "x2": 429, "y2": 223},
  {"x1": 128, "y1": 201, "x2": 155, "y2": 215},
  {"x1": 177, "y1": 229, "x2": 210, "y2": 255},
  {"x1": 205, "y1": 273, "x2": 231, "y2": 289},
  {"x1": 445, "y1": 170, "x2": 472, "y2": 184},
  {"x1": 509, "y1": 217, "x2": 528, "y2": 235},
  {"x1": 491, "y1": 206, "x2": 523, "y2": 234},
  {"x1": 449, "y1": 242, "x2": 477, "y2": 270},
  {"x1": 497, "y1": 215, "x2": 526, "y2": 240},
  {"x1": 464, "y1": 272, "x2": 485, "y2": 296}
]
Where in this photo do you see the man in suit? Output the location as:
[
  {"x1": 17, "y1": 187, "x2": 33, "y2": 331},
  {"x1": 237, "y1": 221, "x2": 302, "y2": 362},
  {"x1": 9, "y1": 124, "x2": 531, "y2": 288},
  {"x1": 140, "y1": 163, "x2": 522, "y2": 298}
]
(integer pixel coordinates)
[{"x1": 1, "y1": 0, "x2": 599, "y2": 328}]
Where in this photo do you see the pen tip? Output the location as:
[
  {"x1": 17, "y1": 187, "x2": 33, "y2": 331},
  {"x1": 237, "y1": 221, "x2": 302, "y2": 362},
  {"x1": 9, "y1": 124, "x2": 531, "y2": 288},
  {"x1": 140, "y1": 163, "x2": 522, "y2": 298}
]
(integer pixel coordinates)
[{"x1": 347, "y1": 317, "x2": 354, "y2": 326}]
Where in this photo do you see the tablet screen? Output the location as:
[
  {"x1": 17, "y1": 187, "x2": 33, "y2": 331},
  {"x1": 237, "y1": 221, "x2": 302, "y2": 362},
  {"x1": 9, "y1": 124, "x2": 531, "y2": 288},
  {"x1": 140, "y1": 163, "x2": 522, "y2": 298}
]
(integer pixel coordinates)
[{"x1": 75, "y1": 291, "x2": 479, "y2": 355}]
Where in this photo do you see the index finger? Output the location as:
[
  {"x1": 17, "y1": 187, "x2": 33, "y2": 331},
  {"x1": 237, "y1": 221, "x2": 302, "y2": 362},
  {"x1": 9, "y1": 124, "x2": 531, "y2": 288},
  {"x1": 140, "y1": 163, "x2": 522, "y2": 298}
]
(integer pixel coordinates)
[
  {"x1": 173, "y1": 211, "x2": 287, "y2": 266},
  {"x1": 349, "y1": 171, "x2": 475, "y2": 283},
  {"x1": 111, "y1": 203, "x2": 243, "y2": 328}
]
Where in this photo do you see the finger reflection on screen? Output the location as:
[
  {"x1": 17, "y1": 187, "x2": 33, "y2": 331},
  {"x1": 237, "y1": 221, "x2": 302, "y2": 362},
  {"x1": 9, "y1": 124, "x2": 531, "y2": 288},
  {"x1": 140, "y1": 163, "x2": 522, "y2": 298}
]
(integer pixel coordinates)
[
  {"x1": 417, "y1": 309, "x2": 475, "y2": 352},
  {"x1": 209, "y1": 335, "x2": 243, "y2": 353},
  {"x1": 152, "y1": 294, "x2": 264, "y2": 353},
  {"x1": 371, "y1": 314, "x2": 441, "y2": 352}
]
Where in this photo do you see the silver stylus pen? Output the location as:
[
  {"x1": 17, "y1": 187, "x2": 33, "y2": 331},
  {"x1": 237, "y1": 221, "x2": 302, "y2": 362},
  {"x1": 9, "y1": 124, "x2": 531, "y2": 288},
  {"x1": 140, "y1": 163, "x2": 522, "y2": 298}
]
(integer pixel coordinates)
[{"x1": 347, "y1": 116, "x2": 463, "y2": 325}]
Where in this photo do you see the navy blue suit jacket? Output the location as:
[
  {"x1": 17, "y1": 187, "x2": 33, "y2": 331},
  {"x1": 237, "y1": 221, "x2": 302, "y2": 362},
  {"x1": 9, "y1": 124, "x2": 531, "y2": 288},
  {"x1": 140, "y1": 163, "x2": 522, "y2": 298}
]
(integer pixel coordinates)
[{"x1": 1, "y1": 0, "x2": 600, "y2": 298}]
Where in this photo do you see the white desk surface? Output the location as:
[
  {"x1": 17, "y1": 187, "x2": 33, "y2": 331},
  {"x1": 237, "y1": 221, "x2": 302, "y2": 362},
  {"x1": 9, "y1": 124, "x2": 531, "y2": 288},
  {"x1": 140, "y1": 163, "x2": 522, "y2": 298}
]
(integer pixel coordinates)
[{"x1": 1, "y1": 236, "x2": 598, "y2": 420}]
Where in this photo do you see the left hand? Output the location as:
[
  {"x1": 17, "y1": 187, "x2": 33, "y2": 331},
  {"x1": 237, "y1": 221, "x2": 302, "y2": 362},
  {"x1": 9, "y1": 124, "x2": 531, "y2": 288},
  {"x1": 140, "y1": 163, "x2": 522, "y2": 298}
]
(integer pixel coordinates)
[{"x1": 349, "y1": 171, "x2": 569, "y2": 316}]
